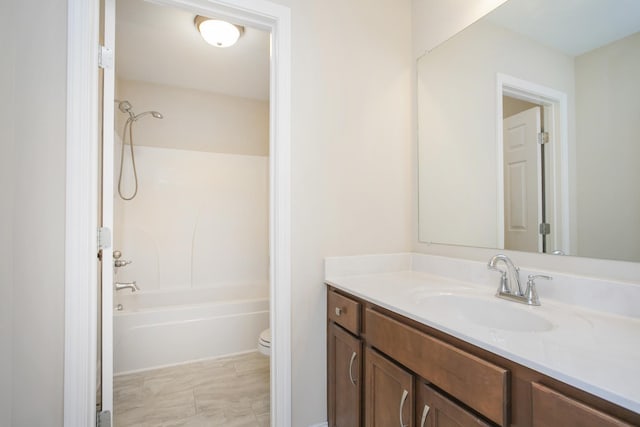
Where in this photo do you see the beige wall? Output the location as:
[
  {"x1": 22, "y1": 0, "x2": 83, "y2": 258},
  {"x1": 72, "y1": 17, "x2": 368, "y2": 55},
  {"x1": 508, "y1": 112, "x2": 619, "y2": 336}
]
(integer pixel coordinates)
[
  {"x1": 412, "y1": 1, "x2": 640, "y2": 283},
  {"x1": 115, "y1": 79, "x2": 269, "y2": 155},
  {"x1": 272, "y1": 0, "x2": 413, "y2": 424},
  {"x1": 412, "y1": 0, "x2": 508, "y2": 57},
  {"x1": 575, "y1": 32, "x2": 640, "y2": 262},
  {"x1": 8, "y1": 0, "x2": 67, "y2": 426},
  {"x1": 0, "y1": 1, "x2": 15, "y2": 425}
]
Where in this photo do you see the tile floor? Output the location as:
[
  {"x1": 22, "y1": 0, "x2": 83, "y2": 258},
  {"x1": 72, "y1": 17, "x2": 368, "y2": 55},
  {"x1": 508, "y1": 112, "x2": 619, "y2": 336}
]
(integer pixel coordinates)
[{"x1": 113, "y1": 352, "x2": 270, "y2": 427}]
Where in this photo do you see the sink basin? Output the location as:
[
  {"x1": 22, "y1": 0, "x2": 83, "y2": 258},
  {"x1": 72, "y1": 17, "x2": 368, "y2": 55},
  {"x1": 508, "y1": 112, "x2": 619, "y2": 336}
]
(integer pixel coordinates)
[{"x1": 420, "y1": 294, "x2": 555, "y2": 332}]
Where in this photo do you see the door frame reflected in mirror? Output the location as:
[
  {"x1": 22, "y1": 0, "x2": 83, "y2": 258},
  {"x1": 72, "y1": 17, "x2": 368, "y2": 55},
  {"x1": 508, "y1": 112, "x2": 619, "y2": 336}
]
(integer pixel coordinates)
[{"x1": 496, "y1": 73, "x2": 570, "y2": 254}]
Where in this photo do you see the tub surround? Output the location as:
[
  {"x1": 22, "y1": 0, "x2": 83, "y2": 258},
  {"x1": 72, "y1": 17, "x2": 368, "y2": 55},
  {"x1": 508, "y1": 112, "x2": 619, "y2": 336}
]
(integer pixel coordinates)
[
  {"x1": 325, "y1": 253, "x2": 640, "y2": 413},
  {"x1": 114, "y1": 145, "x2": 269, "y2": 292}
]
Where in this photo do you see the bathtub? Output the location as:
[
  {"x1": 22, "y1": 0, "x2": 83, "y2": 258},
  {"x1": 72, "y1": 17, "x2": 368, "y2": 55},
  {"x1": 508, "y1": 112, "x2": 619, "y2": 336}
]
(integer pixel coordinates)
[{"x1": 114, "y1": 283, "x2": 269, "y2": 374}]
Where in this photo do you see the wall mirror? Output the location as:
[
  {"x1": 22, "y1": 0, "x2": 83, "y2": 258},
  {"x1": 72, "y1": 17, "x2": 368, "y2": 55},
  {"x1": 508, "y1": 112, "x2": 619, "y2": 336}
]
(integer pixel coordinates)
[{"x1": 417, "y1": 0, "x2": 640, "y2": 262}]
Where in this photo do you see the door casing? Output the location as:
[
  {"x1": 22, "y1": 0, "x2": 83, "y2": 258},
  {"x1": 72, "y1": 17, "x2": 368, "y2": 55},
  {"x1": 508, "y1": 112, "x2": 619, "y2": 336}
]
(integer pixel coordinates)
[
  {"x1": 496, "y1": 73, "x2": 570, "y2": 255},
  {"x1": 64, "y1": 0, "x2": 292, "y2": 425}
]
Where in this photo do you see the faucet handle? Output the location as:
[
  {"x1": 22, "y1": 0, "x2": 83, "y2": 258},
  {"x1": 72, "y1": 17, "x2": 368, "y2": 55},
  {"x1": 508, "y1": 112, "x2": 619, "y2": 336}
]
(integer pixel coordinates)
[
  {"x1": 527, "y1": 274, "x2": 552, "y2": 282},
  {"x1": 525, "y1": 275, "x2": 552, "y2": 306}
]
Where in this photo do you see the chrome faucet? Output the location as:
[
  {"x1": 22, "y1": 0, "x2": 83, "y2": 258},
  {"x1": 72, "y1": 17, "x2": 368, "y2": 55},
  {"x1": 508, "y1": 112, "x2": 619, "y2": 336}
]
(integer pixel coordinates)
[
  {"x1": 487, "y1": 254, "x2": 550, "y2": 306},
  {"x1": 115, "y1": 281, "x2": 139, "y2": 292}
]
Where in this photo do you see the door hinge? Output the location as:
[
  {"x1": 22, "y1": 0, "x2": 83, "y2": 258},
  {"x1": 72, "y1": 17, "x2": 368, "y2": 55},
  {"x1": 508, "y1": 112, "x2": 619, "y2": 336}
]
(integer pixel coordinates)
[
  {"x1": 99, "y1": 45, "x2": 114, "y2": 69},
  {"x1": 97, "y1": 410, "x2": 111, "y2": 427},
  {"x1": 98, "y1": 227, "x2": 112, "y2": 250},
  {"x1": 537, "y1": 132, "x2": 549, "y2": 145},
  {"x1": 539, "y1": 223, "x2": 551, "y2": 235}
]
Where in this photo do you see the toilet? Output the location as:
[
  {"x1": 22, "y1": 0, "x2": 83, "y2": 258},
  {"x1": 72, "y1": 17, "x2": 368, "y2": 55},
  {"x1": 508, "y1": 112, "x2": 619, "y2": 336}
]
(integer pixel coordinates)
[{"x1": 258, "y1": 328, "x2": 271, "y2": 356}]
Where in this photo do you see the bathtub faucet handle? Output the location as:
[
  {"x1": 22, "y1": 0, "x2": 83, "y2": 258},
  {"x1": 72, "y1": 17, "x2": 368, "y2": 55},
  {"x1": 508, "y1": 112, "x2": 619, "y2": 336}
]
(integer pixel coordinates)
[
  {"x1": 114, "y1": 259, "x2": 132, "y2": 268},
  {"x1": 113, "y1": 250, "x2": 132, "y2": 268}
]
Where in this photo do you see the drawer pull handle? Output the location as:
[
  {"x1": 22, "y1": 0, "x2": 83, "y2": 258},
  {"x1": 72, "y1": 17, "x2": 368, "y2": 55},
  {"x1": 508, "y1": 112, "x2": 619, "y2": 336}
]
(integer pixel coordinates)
[
  {"x1": 335, "y1": 307, "x2": 343, "y2": 316},
  {"x1": 399, "y1": 389, "x2": 409, "y2": 427},
  {"x1": 420, "y1": 403, "x2": 431, "y2": 427},
  {"x1": 348, "y1": 351, "x2": 357, "y2": 385}
]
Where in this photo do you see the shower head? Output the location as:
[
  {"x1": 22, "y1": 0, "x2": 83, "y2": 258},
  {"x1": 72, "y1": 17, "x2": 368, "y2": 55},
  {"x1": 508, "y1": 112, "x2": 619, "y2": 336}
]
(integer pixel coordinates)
[
  {"x1": 115, "y1": 100, "x2": 162, "y2": 121},
  {"x1": 133, "y1": 111, "x2": 163, "y2": 121}
]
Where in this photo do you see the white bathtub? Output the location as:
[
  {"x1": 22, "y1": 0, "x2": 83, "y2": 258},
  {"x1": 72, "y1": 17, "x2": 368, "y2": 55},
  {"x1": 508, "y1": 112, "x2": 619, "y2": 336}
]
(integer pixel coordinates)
[{"x1": 114, "y1": 283, "x2": 269, "y2": 374}]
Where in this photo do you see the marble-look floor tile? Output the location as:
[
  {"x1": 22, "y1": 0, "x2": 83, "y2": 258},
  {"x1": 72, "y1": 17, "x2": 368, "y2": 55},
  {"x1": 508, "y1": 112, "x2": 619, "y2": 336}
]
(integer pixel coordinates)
[
  {"x1": 235, "y1": 354, "x2": 270, "y2": 376},
  {"x1": 114, "y1": 352, "x2": 269, "y2": 427},
  {"x1": 250, "y1": 393, "x2": 270, "y2": 416},
  {"x1": 255, "y1": 413, "x2": 270, "y2": 427},
  {"x1": 142, "y1": 389, "x2": 196, "y2": 424},
  {"x1": 114, "y1": 376, "x2": 145, "y2": 412}
]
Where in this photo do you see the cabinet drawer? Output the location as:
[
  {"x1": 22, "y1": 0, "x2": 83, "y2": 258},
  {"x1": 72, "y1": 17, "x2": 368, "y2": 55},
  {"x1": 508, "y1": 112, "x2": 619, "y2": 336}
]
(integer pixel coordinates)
[
  {"x1": 366, "y1": 309, "x2": 509, "y2": 426},
  {"x1": 328, "y1": 290, "x2": 361, "y2": 335},
  {"x1": 532, "y1": 382, "x2": 632, "y2": 427}
]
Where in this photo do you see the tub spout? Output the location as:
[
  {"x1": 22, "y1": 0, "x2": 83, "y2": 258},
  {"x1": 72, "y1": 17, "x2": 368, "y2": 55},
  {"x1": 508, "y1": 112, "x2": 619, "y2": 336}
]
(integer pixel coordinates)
[{"x1": 115, "y1": 281, "x2": 139, "y2": 292}]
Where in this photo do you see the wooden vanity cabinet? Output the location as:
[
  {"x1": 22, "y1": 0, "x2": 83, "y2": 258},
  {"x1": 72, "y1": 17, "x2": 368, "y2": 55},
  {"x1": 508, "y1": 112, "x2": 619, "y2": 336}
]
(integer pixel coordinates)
[
  {"x1": 326, "y1": 286, "x2": 640, "y2": 427},
  {"x1": 416, "y1": 381, "x2": 493, "y2": 427},
  {"x1": 365, "y1": 347, "x2": 414, "y2": 427}
]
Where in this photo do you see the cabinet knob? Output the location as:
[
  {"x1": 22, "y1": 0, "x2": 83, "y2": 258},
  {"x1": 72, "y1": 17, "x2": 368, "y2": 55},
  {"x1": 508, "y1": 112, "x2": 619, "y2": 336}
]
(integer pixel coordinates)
[{"x1": 335, "y1": 307, "x2": 343, "y2": 316}]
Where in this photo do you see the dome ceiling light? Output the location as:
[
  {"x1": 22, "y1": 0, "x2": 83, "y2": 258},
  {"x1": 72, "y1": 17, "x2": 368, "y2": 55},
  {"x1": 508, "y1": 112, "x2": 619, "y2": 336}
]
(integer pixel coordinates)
[{"x1": 195, "y1": 15, "x2": 244, "y2": 48}]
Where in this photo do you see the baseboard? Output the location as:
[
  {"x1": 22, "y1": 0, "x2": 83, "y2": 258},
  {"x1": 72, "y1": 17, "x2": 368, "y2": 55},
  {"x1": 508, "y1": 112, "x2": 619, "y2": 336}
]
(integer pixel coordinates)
[{"x1": 308, "y1": 423, "x2": 328, "y2": 427}]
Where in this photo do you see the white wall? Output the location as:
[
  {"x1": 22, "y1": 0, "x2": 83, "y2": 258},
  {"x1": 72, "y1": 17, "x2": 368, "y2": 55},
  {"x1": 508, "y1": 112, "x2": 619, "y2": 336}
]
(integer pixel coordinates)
[
  {"x1": 413, "y1": 1, "x2": 640, "y2": 283},
  {"x1": 417, "y1": 20, "x2": 574, "y2": 248},
  {"x1": 10, "y1": 0, "x2": 67, "y2": 425},
  {"x1": 115, "y1": 79, "x2": 269, "y2": 156},
  {"x1": 114, "y1": 146, "x2": 269, "y2": 291},
  {"x1": 575, "y1": 32, "x2": 640, "y2": 262},
  {"x1": 0, "y1": 1, "x2": 15, "y2": 424}
]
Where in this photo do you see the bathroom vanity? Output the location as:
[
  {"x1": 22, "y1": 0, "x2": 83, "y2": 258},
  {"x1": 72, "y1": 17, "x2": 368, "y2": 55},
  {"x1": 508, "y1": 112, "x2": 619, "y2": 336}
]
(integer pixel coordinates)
[{"x1": 325, "y1": 254, "x2": 640, "y2": 427}]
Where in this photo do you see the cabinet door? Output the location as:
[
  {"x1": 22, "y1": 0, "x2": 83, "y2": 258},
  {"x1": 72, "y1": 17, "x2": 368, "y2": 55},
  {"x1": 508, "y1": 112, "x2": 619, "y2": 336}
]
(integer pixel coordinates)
[
  {"x1": 531, "y1": 382, "x2": 633, "y2": 427},
  {"x1": 365, "y1": 347, "x2": 414, "y2": 427},
  {"x1": 416, "y1": 381, "x2": 491, "y2": 427},
  {"x1": 328, "y1": 323, "x2": 362, "y2": 427}
]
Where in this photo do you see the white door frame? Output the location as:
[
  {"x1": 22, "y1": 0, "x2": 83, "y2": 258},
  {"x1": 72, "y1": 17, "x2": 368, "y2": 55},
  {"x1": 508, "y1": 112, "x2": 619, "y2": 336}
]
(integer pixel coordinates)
[
  {"x1": 496, "y1": 73, "x2": 570, "y2": 254},
  {"x1": 64, "y1": 0, "x2": 292, "y2": 425}
]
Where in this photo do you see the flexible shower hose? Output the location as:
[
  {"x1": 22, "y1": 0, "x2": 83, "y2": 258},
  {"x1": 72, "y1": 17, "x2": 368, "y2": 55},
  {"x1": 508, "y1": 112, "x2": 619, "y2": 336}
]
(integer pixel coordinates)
[{"x1": 118, "y1": 117, "x2": 138, "y2": 200}]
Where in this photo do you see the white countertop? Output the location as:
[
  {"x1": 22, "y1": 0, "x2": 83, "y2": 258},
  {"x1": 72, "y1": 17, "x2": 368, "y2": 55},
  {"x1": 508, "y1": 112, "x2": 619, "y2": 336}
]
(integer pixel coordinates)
[{"x1": 325, "y1": 256, "x2": 640, "y2": 414}]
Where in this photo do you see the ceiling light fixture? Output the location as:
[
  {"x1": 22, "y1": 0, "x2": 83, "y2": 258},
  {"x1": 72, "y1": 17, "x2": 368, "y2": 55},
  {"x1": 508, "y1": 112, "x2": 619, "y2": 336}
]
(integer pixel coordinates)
[{"x1": 195, "y1": 15, "x2": 244, "y2": 48}]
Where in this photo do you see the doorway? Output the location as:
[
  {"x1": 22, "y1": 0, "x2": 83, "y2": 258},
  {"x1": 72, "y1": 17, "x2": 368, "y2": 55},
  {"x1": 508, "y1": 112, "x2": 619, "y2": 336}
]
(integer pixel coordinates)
[
  {"x1": 496, "y1": 73, "x2": 570, "y2": 255},
  {"x1": 107, "y1": 2, "x2": 272, "y2": 424},
  {"x1": 63, "y1": 0, "x2": 291, "y2": 425}
]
